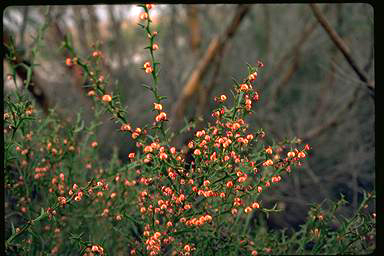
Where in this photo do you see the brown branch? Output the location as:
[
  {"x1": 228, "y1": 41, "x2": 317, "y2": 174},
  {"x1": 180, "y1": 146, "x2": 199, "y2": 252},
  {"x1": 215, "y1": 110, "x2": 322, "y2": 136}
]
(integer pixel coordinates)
[
  {"x1": 310, "y1": 3, "x2": 374, "y2": 98},
  {"x1": 170, "y1": 4, "x2": 251, "y2": 131},
  {"x1": 85, "y1": 6, "x2": 100, "y2": 43},
  {"x1": 3, "y1": 30, "x2": 50, "y2": 114},
  {"x1": 45, "y1": 14, "x2": 89, "y2": 94},
  {"x1": 195, "y1": 41, "x2": 227, "y2": 128},
  {"x1": 260, "y1": 19, "x2": 318, "y2": 87},
  {"x1": 19, "y1": 7, "x2": 29, "y2": 48},
  {"x1": 72, "y1": 6, "x2": 88, "y2": 53},
  {"x1": 313, "y1": 5, "x2": 344, "y2": 118},
  {"x1": 262, "y1": 5, "x2": 272, "y2": 63},
  {"x1": 186, "y1": 5, "x2": 202, "y2": 52},
  {"x1": 50, "y1": 10, "x2": 111, "y2": 92},
  {"x1": 269, "y1": 50, "x2": 300, "y2": 107},
  {"x1": 313, "y1": 53, "x2": 338, "y2": 118},
  {"x1": 302, "y1": 85, "x2": 360, "y2": 141},
  {"x1": 107, "y1": 6, "x2": 124, "y2": 68}
]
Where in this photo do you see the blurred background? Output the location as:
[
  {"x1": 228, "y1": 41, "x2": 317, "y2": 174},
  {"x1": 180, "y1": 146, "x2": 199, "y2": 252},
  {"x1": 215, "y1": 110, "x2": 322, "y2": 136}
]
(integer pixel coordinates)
[{"x1": 3, "y1": 4, "x2": 375, "y2": 231}]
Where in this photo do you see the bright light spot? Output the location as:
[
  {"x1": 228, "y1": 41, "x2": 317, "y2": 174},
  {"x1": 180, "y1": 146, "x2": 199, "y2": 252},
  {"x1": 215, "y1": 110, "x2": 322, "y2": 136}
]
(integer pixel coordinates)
[
  {"x1": 132, "y1": 53, "x2": 143, "y2": 64},
  {"x1": 177, "y1": 36, "x2": 186, "y2": 47},
  {"x1": 128, "y1": 5, "x2": 142, "y2": 21},
  {"x1": 95, "y1": 5, "x2": 109, "y2": 22}
]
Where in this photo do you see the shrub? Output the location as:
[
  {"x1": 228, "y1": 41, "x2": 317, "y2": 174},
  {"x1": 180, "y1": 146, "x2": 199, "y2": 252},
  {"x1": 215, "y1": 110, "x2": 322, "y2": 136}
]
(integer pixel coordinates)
[{"x1": 4, "y1": 4, "x2": 375, "y2": 255}]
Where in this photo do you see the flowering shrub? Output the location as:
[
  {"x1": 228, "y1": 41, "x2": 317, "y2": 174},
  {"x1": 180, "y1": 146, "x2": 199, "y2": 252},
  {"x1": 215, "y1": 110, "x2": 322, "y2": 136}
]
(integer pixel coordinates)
[{"x1": 4, "y1": 4, "x2": 375, "y2": 255}]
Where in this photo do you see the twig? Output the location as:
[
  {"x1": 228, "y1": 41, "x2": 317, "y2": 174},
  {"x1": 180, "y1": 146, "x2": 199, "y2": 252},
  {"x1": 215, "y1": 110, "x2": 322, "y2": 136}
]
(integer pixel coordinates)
[
  {"x1": 170, "y1": 5, "x2": 251, "y2": 133},
  {"x1": 186, "y1": 5, "x2": 202, "y2": 52},
  {"x1": 259, "y1": 18, "x2": 318, "y2": 88},
  {"x1": 19, "y1": 7, "x2": 29, "y2": 49},
  {"x1": 309, "y1": 3, "x2": 374, "y2": 98},
  {"x1": 268, "y1": 50, "x2": 300, "y2": 108},
  {"x1": 195, "y1": 41, "x2": 227, "y2": 127},
  {"x1": 302, "y1": 85, "x2": 361, "y2": 141}
]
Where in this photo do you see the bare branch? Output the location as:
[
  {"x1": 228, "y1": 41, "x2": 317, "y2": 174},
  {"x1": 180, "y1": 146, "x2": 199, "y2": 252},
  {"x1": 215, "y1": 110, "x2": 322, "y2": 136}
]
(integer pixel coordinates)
[
  {"x1": 260, "y1": 19, "x2": 318, "y2": 87},
  {"x1": 302, "y1": 85, "x2": 360, "y2": 141},
  {"x1": 309, "y1": 3, "x2": 374, "y2": 98},
  {"x1": 3, "y1": 29, "x2": 50, "y2": 114},
  {"x1": 19, "y1": 7, "x2": 29, "y2": 48},
  {"x1": 170, "y1": 5, "x2": 251, "y2": 132},
  {"x1": 186, "y1": 5, "x2": 202, "y2": 52}
]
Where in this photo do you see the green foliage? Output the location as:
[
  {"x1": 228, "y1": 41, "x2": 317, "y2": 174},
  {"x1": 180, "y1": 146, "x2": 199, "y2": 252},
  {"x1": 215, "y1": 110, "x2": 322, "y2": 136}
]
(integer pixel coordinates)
[{"x1": 4, "y1": 4, "x2": 375, "y2": 256}]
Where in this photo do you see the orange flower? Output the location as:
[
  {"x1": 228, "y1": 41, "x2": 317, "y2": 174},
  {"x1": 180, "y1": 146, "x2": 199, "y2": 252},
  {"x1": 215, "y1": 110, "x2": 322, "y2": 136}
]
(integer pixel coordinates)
[
  {"x1": 271, "y1": 176, "x2": 281, "y2": 183},
  {"x1": 239, "y1": 83, "x2": 249, "y2": 92},
  {"x1": 58, "y1": 196, "x2": 67, "y2": 206},
  {"x1": 144, "y1": 61, "x2": 151, "y2": 69},
  {"x1": 65, "y1": 57, "x2": 72, "y2": 66},
  {"x1": 91, "y1": 245, "x2": 104, "y2": 255},
  {"x1": 248, "y1": 71, "x2": 258, "y2": 82},
  {"x1": 120, "y1": 123, "x2": 131, "y2": 131},
  {"x1": 145, "y1": 67, "x2": 153, "y2": 73},
  {"x1": 110, "y1": 192, "x2": 117, "y2": 199},
  {"x1": 159, "y1": 152, "x2": 168, "y2": 160},
  {"x1": 144, "y1": 145, "x2": 153, "y2": 153},
  {"x1": 244, "y1": 206, "x2": 252, "y2": 213},
  {"x1": 92, "y1": 51, "x2": 101, "y2": 57},
  {"x1": 152, "y1": 43, "x2": 159, "y2": 50},
  {"x1": 154, "y1": 103, "x2": 163, "y2": 110},
  {"x1": 238, "y1": 176, "x2": 247, "y2": 183},
  {"x1": 193, "y1": 149, "x2": 201, "y2": 155},
  {"x1": 102, "y1": 94, "x2": 112, "y2": 102},
  {"x1": 265, "y1": 146, "x2": 273, "y2": 154},
  {"x1": 232, "y1": 122, "x2": 240, "y2": 130},
  {"x1": 139, "y1": 12, "x2": 148, "y2": 20},
  {"x1": 59, "y1": 173, "x2": 65, "y2": 181},
  {"x1": 287, "y1": 151, "x2": 295, "y2": 158},
  {"x1": 263, "y1": 159, "x2": 273, "y2": 166},
  {"x1": 184, "y1": 244, "x2": 191, "y2": 252},
  {"x1": 251, "y1": 202, "x2": 260, "y2": 209},
  {"x1": 154, "y1": 232, "x2": 161, "y2": 239},
  {"x1": 155, "y1": 112, "x2": 167, "y2": 122},
  {"x1": 196, "y1": 130, "x2": 205, "y2": 137},
  {"x1": 204, "y1": 215, "x2": 212, "y2": 222},
  {"x1": 297, "y1": 152, "x2": 306, "y2": 158}
]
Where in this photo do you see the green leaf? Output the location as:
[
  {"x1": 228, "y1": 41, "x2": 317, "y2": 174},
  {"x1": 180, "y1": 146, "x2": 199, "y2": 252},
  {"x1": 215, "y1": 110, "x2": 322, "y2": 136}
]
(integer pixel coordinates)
[
  {"x1": 141, "y1": 83, "x2": 153, "y2": 91},
  {"x1": 11, "y1": 222, "x2": 15, "y2": 235},
  {"x1": 74, "y1": 120, "x2": 84, "y2": 133}
]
